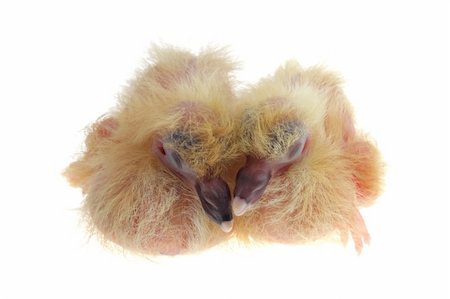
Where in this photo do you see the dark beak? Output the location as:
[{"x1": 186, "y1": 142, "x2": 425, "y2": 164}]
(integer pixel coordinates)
[{"x1": 194, "y1": 177, "x2": 233, "y2": 232}]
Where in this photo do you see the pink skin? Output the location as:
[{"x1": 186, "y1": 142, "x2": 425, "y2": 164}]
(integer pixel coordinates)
[
  {"x1": 97, "y1": 118, "x2": 118, "y2": 138},
  {"x1": 233, "y1": 134, "x2": 310, "y2": 216},
  {"x1": 152, "y1": 137, "x2": 233, "y2": 232},
  {"x1": 350, "y1": 209, "x2": 370, "y2": 254}
]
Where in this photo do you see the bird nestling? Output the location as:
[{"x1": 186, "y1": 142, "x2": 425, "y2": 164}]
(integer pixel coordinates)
[
  {"x1": 64, "y1": 46, "x2": 240, "y2": 255},
  {"x1": 64, "y1": 46, "x2": 383, "y2": 255},
  {"x1": 232, "y1": 61, "x2": 383, "y2": 253}
]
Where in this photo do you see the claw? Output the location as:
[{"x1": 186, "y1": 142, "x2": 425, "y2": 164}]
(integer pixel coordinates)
[{"x1": 350, "y1": 209, "x2": 371, "y2": 254}]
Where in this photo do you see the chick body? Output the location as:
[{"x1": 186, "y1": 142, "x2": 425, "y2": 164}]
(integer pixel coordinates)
[
  {"x1": 64, "y1": 46, "x2": 239, "y2": 255},
  {"x1": 233, "y1": 61, "x2": 383, "y2": 252}
]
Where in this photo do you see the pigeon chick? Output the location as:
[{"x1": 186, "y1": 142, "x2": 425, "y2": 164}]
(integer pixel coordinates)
[
  {"x1": 64, "y1": 46, "x2": 240, "y2": 255},
  {"x1": 232, "y1": 61, "x2": 383, "y2": 253}
]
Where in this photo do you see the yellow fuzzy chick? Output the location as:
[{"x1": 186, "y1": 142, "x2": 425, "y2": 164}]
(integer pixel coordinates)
[
  {"x1": 232, "y1": 61, "x2": 383, "y2": 253},
  {"x1": 64, "y1": 46, "x2": 240, "y2": 255}
]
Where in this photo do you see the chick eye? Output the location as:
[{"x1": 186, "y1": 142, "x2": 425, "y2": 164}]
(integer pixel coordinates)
[
  {"x1": 169, "y1": 151, "x2": 182, "y2": 169},
  {"x1": 288, "y1": 140, "x2": 304, "y2": 159},
  {"x1": 163, "y1": 149, "x2": 183, "y2": 170},
  {"x1": 285, "y1": 134, "x2": 309, "y2": 163},
  {"x1": 154, "y1": 138, "x2": 184, "y2": 170}
]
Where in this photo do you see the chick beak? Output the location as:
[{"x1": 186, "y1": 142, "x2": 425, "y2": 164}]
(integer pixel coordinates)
[
  {"x1": 194, "y1": 177, "x2": 234, "y2": 232},
  {"x1": 220, "y1": 220, "x2": 234, "y2": 233},
  {"x1": 232, "y1": 196, "x2": 249, "y2": 216},
  {"x1": 233, "y1": 158, "x2": 272, "y2": 216}
]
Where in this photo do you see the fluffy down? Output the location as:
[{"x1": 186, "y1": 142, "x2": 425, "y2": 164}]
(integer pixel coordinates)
[
  {"x1": 233, "y1": 61, "x2": 383, "y2": 253},
  {"x1": 64, "y1": 46, "x2": 240, "y2": 255},
  {"x1": 65, "y1": 49, "x2": 383, "y2": 255}
]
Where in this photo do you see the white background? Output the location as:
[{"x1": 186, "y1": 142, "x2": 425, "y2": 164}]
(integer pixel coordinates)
[{"x1": 0, "y1": 1, "x2": 448, "y2": 298}]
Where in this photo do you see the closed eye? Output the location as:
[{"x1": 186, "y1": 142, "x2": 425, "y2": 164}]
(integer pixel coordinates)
[
  {"x1": 288, "y1": 140, "x2": 304, "y2": 159},
  {"x1": 169, "y1": 151, "x2": 183, "y2": 169}
]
